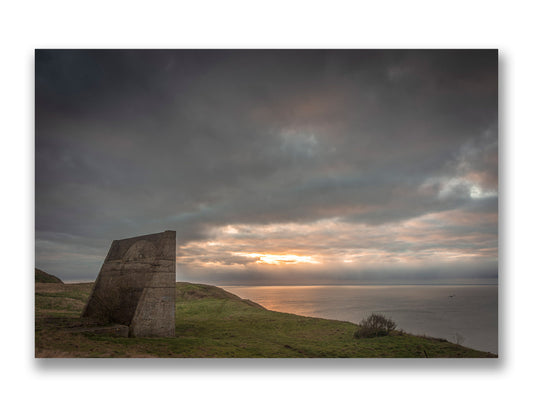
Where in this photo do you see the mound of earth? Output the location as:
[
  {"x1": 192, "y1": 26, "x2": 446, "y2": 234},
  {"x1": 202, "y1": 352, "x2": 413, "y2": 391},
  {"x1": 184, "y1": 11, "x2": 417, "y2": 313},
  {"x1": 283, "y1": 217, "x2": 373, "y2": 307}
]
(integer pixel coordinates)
[
  {"x1": 176, "y1": 282, "x2": 265, "y2": 308},
  {"x1": 35, "y1": 268, "x2": 63, "y2": 284}
]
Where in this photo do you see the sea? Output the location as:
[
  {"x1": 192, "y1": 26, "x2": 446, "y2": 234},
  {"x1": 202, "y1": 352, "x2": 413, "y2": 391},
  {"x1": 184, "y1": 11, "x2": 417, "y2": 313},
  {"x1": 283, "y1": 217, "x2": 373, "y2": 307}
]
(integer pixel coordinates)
[{"x1": 222, "y1": 285, "x2": 498, "y2": 354}]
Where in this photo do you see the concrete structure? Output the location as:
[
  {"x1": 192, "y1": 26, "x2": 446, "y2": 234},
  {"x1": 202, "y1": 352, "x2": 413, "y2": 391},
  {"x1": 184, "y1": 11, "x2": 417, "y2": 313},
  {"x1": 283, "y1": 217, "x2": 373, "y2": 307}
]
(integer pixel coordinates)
[{"x1": 82, "y1": 231, "x2": 176, "y2": 337}]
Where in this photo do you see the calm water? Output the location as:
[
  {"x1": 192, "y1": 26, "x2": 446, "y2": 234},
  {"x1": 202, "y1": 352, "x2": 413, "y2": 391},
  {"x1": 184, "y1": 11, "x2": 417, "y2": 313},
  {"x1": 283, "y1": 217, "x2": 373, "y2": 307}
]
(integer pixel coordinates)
[{"x1": 222, "y1": 285, "x2": 498, "y2": 354}]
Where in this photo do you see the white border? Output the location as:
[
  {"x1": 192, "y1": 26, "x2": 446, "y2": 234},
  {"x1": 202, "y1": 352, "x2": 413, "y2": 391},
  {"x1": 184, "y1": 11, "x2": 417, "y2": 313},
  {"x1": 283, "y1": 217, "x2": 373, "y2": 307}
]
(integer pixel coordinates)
[{"x1": 3, "y1": 1, "x2": 532, "y2": 406}]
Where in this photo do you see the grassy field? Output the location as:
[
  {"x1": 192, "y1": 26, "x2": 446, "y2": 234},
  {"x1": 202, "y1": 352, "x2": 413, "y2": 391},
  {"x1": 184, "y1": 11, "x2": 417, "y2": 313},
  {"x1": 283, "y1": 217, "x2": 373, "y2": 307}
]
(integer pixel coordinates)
[{"x1": 35, "y1": 281, "x2": 497, "y2": 358}]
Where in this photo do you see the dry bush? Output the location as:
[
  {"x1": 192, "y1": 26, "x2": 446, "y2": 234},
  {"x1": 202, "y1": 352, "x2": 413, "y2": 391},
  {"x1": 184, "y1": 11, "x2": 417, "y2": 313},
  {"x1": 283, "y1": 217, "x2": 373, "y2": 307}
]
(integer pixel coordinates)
[{"x1": 354, "y1": 313, "x2": 397, "y2": 338}]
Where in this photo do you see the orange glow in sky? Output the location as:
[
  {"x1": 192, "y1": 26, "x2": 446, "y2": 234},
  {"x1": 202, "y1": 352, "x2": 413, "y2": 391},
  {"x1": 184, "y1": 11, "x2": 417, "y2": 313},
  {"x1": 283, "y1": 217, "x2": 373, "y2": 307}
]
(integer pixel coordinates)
[{"x1": 232, "y1": 252, "x2": 320, "y2": 265}]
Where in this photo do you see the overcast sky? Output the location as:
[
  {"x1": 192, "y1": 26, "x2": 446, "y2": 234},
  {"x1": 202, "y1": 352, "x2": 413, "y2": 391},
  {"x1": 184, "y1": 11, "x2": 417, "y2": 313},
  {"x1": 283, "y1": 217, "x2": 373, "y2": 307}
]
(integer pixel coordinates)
[{"x1": 35, "y1": 49, "x2": 498, "y2": 284}]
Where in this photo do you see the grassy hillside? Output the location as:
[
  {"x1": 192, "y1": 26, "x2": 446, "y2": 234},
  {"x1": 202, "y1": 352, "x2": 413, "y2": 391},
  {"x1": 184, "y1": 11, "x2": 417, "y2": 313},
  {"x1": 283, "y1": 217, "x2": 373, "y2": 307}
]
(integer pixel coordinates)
[
  {"x1": 35, "y1": 281, "x2": 497, "y2": 358},
  {"x1": 35, "y1": 268, "x2": 63, "y2": 284}
]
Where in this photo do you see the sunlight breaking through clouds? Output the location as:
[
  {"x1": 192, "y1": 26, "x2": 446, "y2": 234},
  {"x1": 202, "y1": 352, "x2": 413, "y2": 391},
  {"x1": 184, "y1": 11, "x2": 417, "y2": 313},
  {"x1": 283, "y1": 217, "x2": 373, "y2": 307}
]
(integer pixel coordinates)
[
  {"x1": 232, "y1": 252, "x2": 320, "y2": 265},
  {"x1": 176, "y1": 207, "x2": 497, "y2": 280},
  {"x1": 422, "y1": 176, "x2": 498, "y2": 200},
  {"x1": 35, "y1": 50, "x2": 497, "y2": 284}
]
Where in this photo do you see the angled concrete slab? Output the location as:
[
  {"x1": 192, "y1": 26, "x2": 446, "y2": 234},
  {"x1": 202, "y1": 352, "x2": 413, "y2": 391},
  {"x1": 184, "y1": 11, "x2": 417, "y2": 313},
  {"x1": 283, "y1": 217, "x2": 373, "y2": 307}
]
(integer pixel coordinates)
[{"x1": 82, "y1": 230, "x2": 176, "y2": 337}]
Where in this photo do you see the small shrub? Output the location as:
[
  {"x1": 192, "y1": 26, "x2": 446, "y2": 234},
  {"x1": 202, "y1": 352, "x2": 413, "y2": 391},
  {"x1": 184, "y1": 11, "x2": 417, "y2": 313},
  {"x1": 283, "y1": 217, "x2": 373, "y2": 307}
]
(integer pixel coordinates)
[
  {"x1": 452, "y1": 332, "x2": 465, "y2": 345},
  {"x1": 354, "y1": 313, "x2": 397, "y2": 338}
]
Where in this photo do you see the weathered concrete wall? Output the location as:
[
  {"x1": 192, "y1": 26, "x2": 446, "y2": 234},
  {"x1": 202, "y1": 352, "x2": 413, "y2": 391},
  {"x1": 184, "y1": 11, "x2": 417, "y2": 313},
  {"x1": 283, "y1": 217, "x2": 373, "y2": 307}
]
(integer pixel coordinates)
[{"x1": 82, "y1": 231, "x2": 176, "y2": 337}]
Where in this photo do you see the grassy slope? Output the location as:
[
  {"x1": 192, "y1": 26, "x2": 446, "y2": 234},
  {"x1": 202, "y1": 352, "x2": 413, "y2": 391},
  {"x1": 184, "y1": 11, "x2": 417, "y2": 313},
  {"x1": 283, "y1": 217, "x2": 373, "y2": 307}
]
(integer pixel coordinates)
[
  {"x1": 35, "y1": 268, "x2": 63, "y2": 284},
  {"x1": 35, "y1": 281, "x2": 497, "y2": 358}
]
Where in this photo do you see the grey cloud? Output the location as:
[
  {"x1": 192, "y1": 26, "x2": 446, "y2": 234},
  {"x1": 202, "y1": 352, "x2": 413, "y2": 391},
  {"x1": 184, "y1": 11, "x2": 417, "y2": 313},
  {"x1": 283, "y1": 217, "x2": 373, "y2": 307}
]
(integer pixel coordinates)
[
  {"x1": 35, "y1": 50, "x2": 498, "y2": 282},
  {"x1": 178, "y1": 263, "x2": 498, "y2": 287}
]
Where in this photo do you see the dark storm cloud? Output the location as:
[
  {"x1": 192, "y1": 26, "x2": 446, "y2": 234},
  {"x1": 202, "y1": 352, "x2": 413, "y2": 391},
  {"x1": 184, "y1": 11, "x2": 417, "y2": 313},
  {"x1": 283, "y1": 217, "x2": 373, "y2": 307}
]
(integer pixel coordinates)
[{"x1": 35, "y1": 49, "x2": 497, "y2": 282}]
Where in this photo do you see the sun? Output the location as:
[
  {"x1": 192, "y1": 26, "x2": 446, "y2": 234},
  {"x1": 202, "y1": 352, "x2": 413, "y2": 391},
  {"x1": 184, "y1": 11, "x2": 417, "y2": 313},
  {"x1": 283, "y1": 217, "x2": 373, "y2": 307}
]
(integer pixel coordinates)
[{"x1": 233, "y1": 252, "x2": 320, "y2": 265}]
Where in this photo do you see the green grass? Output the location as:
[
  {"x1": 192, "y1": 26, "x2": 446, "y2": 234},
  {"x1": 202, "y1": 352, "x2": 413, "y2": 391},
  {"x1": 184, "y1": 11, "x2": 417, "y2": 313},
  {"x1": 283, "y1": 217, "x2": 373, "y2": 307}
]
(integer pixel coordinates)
[
  {"x1": 35, "y1": 268, "x2": 63, "y2": 284},
  {"x1": 35, "y1": 281, "x2": 497, "y2": 358}
]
